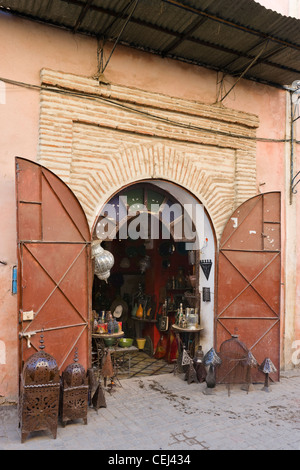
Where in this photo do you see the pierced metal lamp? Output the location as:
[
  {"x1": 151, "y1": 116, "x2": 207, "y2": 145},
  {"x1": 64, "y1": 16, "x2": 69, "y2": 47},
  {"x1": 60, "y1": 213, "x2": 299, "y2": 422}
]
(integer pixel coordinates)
[
  {"x1": 202, "y1": 348, "x2": 222, "y2": 395},
  {"x1": 241, "y1": 351, "x2": 258, "y2": 393},
  {"x1": 259, "y1": 357, "x2": 277, "y2": 392}
]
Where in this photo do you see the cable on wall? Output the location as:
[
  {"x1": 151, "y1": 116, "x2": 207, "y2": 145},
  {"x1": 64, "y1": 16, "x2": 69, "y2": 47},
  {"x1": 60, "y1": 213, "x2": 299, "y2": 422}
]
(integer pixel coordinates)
[{"x1": 1, "y1": 75, "x2": 299, "y2": 145}]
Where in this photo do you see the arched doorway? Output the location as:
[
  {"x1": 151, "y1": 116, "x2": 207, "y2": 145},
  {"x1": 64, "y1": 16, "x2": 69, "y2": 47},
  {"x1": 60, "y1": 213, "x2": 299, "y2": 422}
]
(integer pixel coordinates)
[
  {"x1": 91, "y1": 180, "x2": 216, "y2": 379},
  {"x1": 16, "y1": 158, "x2": 281, "y2": 386}
]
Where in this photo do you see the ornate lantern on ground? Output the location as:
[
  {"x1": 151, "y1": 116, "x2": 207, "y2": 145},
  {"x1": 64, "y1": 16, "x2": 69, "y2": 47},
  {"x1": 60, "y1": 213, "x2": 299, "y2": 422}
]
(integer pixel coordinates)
[
  {"x1": 216, "y1": 334, "x2": 250, "y2": 395},
  {"x1": 19, "y1": 332, "x2": 60, "y2": 443},
  {"x1": 60, "y1": 348, "x2": 89, "y2": 427},
  {"x1": 241, "y1": 351, "x2": 258, "y2": 393},
  {"x1": 193, "y1": 346, "x2": 207, "y2": 383},
  {"x1": 259, "y1": 357, "x2": 277, "y2": 392},
  {"x1": 202, "y1": 348, "x2": 222, "y2": 395}
]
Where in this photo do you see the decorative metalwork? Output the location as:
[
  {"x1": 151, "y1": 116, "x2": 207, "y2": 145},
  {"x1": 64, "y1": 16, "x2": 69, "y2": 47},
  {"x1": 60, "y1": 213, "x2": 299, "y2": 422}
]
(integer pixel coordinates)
[
  {"x1": 259, "y1": 357, "x2": 277, "y2": 392},
  {"x1": 203, "y1": 348, "x2": 221, "y2": 395},
  {"x1": 185, "y1": 362, "x2": 198, "y2": 384},
  {"x1": 181, "y1": 348, "x2": 193, "y2": 366},
  {"x1": 193, "y1": 346, "x2": 207, "y2": 383},
  {"x1": 101, "y1": 349, "x2": 114, "y2": 387},
  {"x1": 86, "y1": 368, "x2": 106, "y2": 411},
  {"x1": 91, "y1": 240, "x2": 114, "y2": 282},
  {"x1": 60, "y1": 348, "x2": 89, "y2": 427},
  {"x1": 202, "y1": 287, "x2": 211, "y2": 302},
  {"x1": 178, "y1": 345, "x2": 198, "y2": 384},
  {"x1": 200, "y1": 259, "x2": 212, "y2": 280},
  {"x1": 290, "y1": 81, "x2": 300, "y2": 200},
  {"x1": 216, "y1": 335, "x2": 254, "y2": 395},
  {"x1": 19, "y1": 332, "x2": 60, "y2": 443},
  {"x1": 292, "y1": 170, "x2": 300, "y2": 194},
  {"x1": 241, "y1": 351, "x2": 258, "y2": 393},
  {"x1": 92, "y1": 382, "x2": 107, "y2": 411},
  {"x1": 203, "y1": 348, "x2": 222, "y2": 367}
]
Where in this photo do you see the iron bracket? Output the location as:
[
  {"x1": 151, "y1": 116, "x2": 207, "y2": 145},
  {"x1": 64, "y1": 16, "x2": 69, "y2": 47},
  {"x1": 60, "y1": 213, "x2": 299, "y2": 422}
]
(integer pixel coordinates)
[{"x1": 292, "y1": 170, "x2": 300, "y2": 194}]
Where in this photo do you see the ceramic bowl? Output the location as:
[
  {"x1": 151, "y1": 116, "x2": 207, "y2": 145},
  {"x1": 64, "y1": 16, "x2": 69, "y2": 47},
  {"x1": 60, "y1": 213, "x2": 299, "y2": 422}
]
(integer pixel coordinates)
[
  {"x1": 118, "y1": 338, "x2": 133, "y2": 348},
  {"x1": 103, "y1": 337, "x2": 116, "y2": 347}
]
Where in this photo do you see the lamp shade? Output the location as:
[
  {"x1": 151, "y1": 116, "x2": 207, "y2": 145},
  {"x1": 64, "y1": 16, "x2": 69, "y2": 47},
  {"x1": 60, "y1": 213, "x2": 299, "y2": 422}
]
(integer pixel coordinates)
[{"x1": 92, "y1": 240, "x2": 114, "y2": 282}]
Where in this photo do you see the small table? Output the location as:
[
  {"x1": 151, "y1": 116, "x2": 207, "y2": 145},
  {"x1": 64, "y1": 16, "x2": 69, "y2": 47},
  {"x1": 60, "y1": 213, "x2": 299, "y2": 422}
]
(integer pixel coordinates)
[
  {"x1": 171, "y1": 324, "x2": 203, "y2": 356},
  {"x1": 92, "y1": 332, "x2": 124, "y2": 368}
]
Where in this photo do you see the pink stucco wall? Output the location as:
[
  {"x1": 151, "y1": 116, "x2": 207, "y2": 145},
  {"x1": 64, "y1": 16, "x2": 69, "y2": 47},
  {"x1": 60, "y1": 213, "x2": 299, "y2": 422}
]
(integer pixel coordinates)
[
  {"x1": 0, "y1": 11, "x2": 299, "y2": 399},
  {"x1": 257, "y1": 0, "x2": 300, "y2": 17}
]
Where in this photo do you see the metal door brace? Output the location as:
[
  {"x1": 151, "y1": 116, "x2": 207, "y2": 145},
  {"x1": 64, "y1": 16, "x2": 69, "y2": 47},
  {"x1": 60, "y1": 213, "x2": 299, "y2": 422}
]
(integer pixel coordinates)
[{"x1": 19, "y1": 331, "x2": 37, "y2": 348}]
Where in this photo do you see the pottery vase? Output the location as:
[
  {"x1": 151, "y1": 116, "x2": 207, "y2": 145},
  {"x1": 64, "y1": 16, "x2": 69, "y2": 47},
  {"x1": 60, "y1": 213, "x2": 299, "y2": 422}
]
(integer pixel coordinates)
[{"x1": 136, "y1": 304, "x2": 143, "y2": 318}]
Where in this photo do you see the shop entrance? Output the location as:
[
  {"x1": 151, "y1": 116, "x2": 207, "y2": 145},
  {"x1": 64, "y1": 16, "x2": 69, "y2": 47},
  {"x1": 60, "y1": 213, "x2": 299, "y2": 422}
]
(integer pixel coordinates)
[
  {"x1": 16, "y1": 159, "x2": 281, "y2": 387},
  {"x1": 91, "y1": 181, "x2": 214, "y2": 380}
]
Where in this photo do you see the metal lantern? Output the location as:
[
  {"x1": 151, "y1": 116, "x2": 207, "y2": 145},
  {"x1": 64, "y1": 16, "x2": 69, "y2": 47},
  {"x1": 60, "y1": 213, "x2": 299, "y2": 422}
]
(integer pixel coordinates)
[
  {"x1": 19, "y1": 332, "x2": 60, "y2": 443},
  {"x1": 60, "y1": 348, "x2": 89, "y2": 427},
  {"x1": 242, "y1": 351, "x2": 258, "y2": 392},
  {"x1": 203, "y1": 348, "x2": 222, "y2": 395},
  {"x1": 193, "y1": 346, "x2": 207, "y2": 383},
  {"x1": 91, "y1": 240, "x2": 114, "y2": 282},
  {"x1": 202, "y1": 287, "x2": 211, "y2": 302},
  {"x1": 217, "y1": 335, "x2": 250, "y2": 389},
  {"x1": 259, "y1": 357, "x2": 277, "y2": 392}
]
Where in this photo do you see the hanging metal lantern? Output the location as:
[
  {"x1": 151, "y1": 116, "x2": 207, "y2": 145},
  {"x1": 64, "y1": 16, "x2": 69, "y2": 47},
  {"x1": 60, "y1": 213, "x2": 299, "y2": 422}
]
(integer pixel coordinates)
[{"x1": 91, "y1": 240, "x2": 114, "y2": 282}]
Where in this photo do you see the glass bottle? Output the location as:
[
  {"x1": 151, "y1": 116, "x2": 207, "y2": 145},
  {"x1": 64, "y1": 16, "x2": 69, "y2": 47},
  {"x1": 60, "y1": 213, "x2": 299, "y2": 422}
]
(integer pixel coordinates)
[
  {"x1": 179, "y1": 303, "x2": 184, "y2": 327},
  {"x1": 113, "y1": 318, "x2": 119, "y2": 334},
  {"x1": 107, "y1": 318, "x2": 114, "y2": 334}
]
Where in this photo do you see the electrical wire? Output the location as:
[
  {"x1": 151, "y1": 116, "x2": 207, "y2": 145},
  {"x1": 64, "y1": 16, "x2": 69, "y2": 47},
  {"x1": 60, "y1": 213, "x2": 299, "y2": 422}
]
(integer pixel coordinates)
[
  {"x1": 101, "y1": 0, "x2": 140, "y2": 73},
  {"x1": 1, "y1": 75, "x2": 299, "y2": 145},
  {"x1": 220, "y1": 40, "x2": 270, "y2": 102}
]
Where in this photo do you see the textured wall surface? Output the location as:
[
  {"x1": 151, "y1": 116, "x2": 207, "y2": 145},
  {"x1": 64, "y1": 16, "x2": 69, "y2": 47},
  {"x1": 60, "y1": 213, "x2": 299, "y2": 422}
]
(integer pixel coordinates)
[{"x1": 39, "y1": 69, "x2": 259, "y2": 239}]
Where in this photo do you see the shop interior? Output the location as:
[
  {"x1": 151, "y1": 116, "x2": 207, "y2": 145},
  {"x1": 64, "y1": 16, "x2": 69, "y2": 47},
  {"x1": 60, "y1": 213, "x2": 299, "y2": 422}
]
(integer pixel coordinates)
[{"x1": 91, "y1": 184, "x2": 200, "y2": 381}]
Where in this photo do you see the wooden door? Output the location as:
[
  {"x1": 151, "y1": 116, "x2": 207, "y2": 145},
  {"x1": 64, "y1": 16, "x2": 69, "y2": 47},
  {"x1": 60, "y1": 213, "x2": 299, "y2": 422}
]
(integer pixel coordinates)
[
  {"x1": 16, "y1": 158, "x2": 91, "y2": 371},
  {"x1": 216, "y1": 192, "x2": 281, "y2": 381}
]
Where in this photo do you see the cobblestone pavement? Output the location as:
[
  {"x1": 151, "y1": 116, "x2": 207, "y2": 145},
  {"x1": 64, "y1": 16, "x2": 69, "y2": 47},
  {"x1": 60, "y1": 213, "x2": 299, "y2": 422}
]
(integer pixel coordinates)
[{"x1": 0, "y1": 370, "x2": 300, "y2": 451}]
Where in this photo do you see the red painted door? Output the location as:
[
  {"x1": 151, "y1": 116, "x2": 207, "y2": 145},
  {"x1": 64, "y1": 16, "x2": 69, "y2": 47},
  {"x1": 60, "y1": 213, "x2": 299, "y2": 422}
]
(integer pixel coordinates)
[
  {"x1": 16, "y1": 158, "x2": 91, "y2": 372},
  {"x1": 216, "y1": 192, "x2": 281, "y2": 381}
]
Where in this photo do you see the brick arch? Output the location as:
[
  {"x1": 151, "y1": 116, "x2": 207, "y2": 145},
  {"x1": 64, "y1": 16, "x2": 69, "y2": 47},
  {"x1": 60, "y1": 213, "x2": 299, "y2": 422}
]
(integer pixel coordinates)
[
  {"x1": 69, "y1": 142, "x2": 241, "y2": 240},
  {"x1": 39, "y1": 71, "x2": 258, "y2": 241}
]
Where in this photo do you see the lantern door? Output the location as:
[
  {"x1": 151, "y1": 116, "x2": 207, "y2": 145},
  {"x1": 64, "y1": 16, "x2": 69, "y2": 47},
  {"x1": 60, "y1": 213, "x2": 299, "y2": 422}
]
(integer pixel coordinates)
[
  {"x1": 216, "y1": 192, "x2": 281, "y2": 381},
  {"x1": 16, "y1": 157, "x2": 92, "y2": 372}
]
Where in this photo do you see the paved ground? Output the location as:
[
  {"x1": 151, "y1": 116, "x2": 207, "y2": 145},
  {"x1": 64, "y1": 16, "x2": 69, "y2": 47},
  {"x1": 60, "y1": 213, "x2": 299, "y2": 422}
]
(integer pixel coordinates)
[{"x1": 1, "y1": 369, "x2": 300, "y2": 452}]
